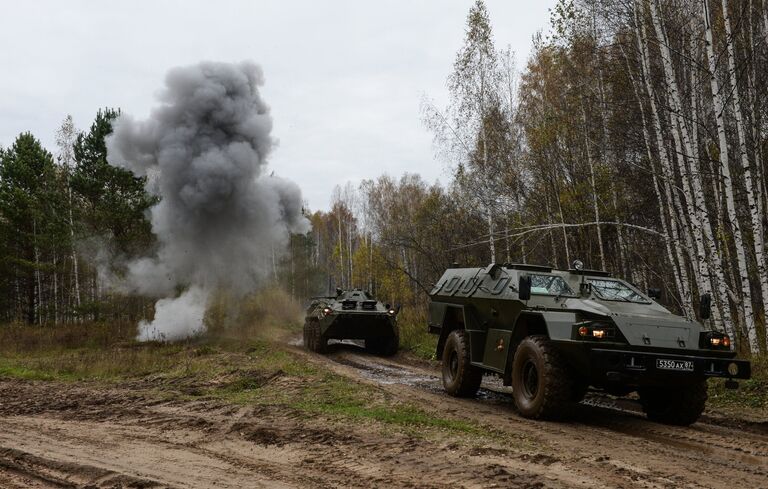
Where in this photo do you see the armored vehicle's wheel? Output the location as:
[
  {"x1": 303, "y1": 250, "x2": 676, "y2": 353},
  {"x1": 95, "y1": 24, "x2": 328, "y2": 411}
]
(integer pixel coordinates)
[
  {"x1": 303, "y1": 319, "x2": 328, "y2": 354},
  {"x1": 442, "y1": 329, "x2": 483, "y2": 397},
  {"x1": 366, "y1": 326, "x2": 400, "y2": 357},
  {"x1": 511, "y1": 335, "x2": 573, "y2": 419},
  {"x1": 639, "y1": 380, "x2": 707, "y2": 426}
]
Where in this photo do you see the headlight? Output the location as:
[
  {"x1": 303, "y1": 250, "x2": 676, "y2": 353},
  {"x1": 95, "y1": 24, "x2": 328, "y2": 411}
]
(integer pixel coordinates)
[
  {"x1": 592, "y1": 329, "x2": 607, "y2": 339},
  {"x1": 388, "y1": 309, "x2": 396, "y2": 315},
  {"x1": 700, "y1": 331, "x2": 731, "y2": 350},
  {"x1": 322, "y1": 307, "x2": 332, "y2": 316},
  {"x1": 575, "y1": 322, "x2": 615, "y2": 340}
]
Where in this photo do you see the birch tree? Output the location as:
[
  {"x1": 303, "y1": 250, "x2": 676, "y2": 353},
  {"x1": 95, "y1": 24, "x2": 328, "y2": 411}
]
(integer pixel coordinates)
[
  {"x1": 55, "y1": 115, "x2": 81, "y2": 312},
  {"x1": 719, "y1": 0, "x2": 768, "y2": 347},
  {"x1": 702, "y1": 0, "x2": 760, "y2": 351},
  {"x1": 648, "y1": 0, "x2": 734, "y2": 337}
]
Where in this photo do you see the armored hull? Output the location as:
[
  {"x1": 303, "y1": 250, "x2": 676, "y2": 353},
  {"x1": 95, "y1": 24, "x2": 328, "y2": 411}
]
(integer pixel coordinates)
[
  {"x1": 428, "y1": 263, "x2": 750, "y2": 425},
  {"x1": 304, "y1": 289, "x2": 399, "y2": 356}
]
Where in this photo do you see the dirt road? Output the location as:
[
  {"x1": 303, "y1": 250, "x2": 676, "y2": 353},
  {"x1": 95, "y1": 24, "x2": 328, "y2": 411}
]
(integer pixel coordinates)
[{"x1": 0, "y1": 341, "x2": 766, "y2": 488}]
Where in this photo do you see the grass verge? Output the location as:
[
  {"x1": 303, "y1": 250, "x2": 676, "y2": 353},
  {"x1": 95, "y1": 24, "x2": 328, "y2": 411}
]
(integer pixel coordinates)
[
  {"x1": 0, "y1": 311, "x2": 498, "y2": 441},
  {"x1": 708, "y1": 355, "x2": 768, "y2": 412}
]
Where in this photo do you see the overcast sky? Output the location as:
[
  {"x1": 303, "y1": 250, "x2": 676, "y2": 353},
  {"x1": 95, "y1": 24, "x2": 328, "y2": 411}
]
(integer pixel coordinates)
[{"x1": 0, "y1": 0, "x2": 555, "y2": 211}]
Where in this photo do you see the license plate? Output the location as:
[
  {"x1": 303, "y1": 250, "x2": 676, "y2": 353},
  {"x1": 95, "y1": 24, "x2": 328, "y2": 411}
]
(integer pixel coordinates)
[{"x1": 656, "y1": 359, "x2": 694, "y2": 371}]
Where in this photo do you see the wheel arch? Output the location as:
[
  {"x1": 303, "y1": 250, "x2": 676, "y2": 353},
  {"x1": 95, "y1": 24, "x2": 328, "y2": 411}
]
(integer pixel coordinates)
[
  {"x1": 435, "y1": 304, "x2": 466, "y2": 359},
  {"x1": 503, "y1": 312, "x2": 550, "y2": 383}
]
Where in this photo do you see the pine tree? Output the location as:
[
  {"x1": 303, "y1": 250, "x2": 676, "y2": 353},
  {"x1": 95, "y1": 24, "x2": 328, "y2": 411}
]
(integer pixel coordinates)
[{"x1": 72, "y1": 108, "x2": 156, "y2": 255}]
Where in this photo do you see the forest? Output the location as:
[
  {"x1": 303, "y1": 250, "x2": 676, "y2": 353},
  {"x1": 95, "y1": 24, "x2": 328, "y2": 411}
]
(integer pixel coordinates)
[{"x1": 1, "y1": 0, "x2": 767, "y2": 356}]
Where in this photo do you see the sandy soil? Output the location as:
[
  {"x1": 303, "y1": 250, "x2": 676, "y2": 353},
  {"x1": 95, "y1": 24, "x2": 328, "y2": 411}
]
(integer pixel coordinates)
[{"x1": 0, "y1": 341, "x2": 766, "y2": 488}]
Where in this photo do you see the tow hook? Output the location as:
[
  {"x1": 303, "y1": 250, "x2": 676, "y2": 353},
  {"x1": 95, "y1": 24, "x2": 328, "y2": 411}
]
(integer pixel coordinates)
[{"x1": 724, "y1": 379, "x2": 739, "y2": 390}]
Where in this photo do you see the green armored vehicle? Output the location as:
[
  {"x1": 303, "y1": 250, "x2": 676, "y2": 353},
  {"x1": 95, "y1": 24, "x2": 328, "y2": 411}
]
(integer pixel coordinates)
[
  {"x1": 304, "y1": 289, "x2": 400, "y2": 356},
  {"x1": 428, "y1": 262, "x2": 750, "y2": 425}
]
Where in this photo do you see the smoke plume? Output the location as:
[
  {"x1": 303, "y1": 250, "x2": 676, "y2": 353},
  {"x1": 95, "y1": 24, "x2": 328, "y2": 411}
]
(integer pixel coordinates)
[{"x1": 107, "y1": 61, "x2": 309, "y2": 340}]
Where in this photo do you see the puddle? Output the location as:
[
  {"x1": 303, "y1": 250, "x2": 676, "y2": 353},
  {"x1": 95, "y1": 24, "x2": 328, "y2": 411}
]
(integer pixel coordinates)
[{"x1": 332, "y1": 356, "x2": 440, "y2": 389}]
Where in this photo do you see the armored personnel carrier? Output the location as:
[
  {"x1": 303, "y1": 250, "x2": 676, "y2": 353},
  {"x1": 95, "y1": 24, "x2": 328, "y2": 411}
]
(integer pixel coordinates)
[
  {"x1": 304, "y1": 289, "x2": 399, "y2": 356},
  {"x1": 428, "y1": 262, "x2": 751, "y2": 425}
]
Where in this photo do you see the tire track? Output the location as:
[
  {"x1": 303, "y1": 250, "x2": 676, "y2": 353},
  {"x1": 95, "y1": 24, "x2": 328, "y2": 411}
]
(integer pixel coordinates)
[{"x1": 310, "y1": 342, "x2": 768, "y2": 489}]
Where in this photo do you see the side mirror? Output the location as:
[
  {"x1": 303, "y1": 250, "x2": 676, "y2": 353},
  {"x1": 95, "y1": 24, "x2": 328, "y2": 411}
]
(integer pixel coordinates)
[
  {"x1": 699, "y1": 293, "x2": 712, "y2": 320},
  {"x1": 518, "y1": 275, "x2": 531, "y2": 301},
  {"x1": 647, "y1": 288, "x2": 662, "y2": 300},
  {"x1": 395, "y1": 303, "x2": 402, "y2": 314},
  {"x1": 385, "y1": 303, "x2": 391, "y2": 310}
]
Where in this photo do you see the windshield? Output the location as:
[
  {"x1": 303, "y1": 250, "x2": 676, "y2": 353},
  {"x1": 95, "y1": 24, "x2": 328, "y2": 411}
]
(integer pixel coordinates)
[
  {"x1": 530, "y1": 274, "x2": 576, "y2": 296},
  {"x1": 588, "y1": 279, "x2": 649, "y2": 303}
]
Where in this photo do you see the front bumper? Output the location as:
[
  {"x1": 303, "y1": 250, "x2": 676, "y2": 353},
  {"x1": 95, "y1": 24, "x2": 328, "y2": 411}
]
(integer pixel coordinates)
[
  {"x1": 321, "y1": 313, "x2": 397, "y2": 340},
  {"x1": 590, "y1": 348, "x2": 751, "y2": 382}
]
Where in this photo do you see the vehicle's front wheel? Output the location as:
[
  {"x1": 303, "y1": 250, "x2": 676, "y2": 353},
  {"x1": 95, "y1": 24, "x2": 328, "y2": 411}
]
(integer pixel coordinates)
[
  {"x1": 511, "y1": 335, "x2": 573, "y2": 419},
  {"x1": 441, "y1": 329, "x2": 483, "y2": 397},
  {"x1": 366, "y1": 326, "x2": 399, "y2": 357},
  {"x1": 303, "y1": 319, "x2": 328, "y2": 354},
  {"x1": 639, "y1": 380, "x2": 707, "y2": 426}
]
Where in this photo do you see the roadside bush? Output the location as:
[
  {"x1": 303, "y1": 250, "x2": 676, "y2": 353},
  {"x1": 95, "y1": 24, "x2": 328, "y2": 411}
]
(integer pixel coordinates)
[
  {"x1": 205, "y1": 286, "x2": 304, "y2": 340},
  {"x1": 397, "y1": 306, "x2": 436, "y2": 359},
  {"x1": 0, "y1": 320, "x2": 137, "y2": 353},
  {"x1": 708, "y1": 354, "x2": 768, "y2": 411}
]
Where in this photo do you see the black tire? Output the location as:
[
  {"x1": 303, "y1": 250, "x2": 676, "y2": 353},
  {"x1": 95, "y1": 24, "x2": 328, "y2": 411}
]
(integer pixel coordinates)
[
  {"x1": 441, "y1": 329, "x2": 483, "y2": 397},
  {"x1": 366, "y1": 325, "x2": 400, "y2": 357},
  {"x1": 303, "y1": 319, "x2": 328, "y2": 354},
  {"x1": 639, "y1": 380, "x2": 707, "y2": 426},
  {"x1": 511, "y1": 335, "x2": 574, "y2": 419}
]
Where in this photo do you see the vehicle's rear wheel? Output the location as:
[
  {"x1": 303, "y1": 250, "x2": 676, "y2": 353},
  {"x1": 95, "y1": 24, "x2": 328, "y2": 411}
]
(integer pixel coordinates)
[
  {"x1": 303, "y1": 319, "x2": 327, "y2": 354},
  {"x1": 441, "y1": 329, "x2": 483, "y2": 397},
  {"x1": 511, "y1": 335, "x2": 573, "y2": 419},
  {"x1": 639, "y1": 380, "x2": 707, "y2": 426}
]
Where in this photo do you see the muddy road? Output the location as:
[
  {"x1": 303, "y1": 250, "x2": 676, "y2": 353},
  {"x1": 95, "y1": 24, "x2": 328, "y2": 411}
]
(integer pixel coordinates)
[{"x1": 0, "y1": 340, "x2": 766, "y2": 488}]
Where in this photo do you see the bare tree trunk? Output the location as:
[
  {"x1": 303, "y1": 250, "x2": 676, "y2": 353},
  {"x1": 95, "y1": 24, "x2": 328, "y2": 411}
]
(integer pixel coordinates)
[
  {"x1": 544, "y1": 191, "x2": 557, "y2": 267},
  {"x1": 633, "y1": 15, "x2": 694, "y2": 316},
  {"x1": 649, "y1": 0, "x2": 734, "y2": 336},
  {"x1": 504, "y1": 213, "x2": 511, "y2": 263},
  {"x1": 53, "y1": 250, "x2": 58, "y2": 324},
  {"x1": 67, "y1": 186, "x2": 80, "y2": 311},
  {"x1": 554, "y1": 176, "x2": 571, "y2": 267},
  {"x1": 721, "y1": 0, "x2": 768, "y2": 348},
  {"x1": 621, "y1": 42, "x2": 690, "y2": 314},
  {"x1": 368, "y1": 231, "x2": 373, "y2": 292},
  {"x1": 33, "y1": 219, "x2": 42, "y2": 325},
  {"x1": 611, "y1": 184, "x2": 628, "y2": 278},
  {"x1": 595, "y1": 34, "x2": 623, "y2": 276},
  {"x1": 747, "y1": 0, "x2": 765, "y2": 236},
  {"x1": 516, "y1": 201, "x2": 526, "y2": 264},
  {"x1": 337, "y1": 211, "x2": 344, "y2": 289},
  {"x1": 704, "y1": 0, "x2": 760, "y2": 351},
  {"x1": 347, "y1": 217, "x2": 353, "y2": 287},
  {"x1": 481, "y1": 150, "x2": 496, "y2": 264},
  {"x1": 580, "y1": 102, "x2": 605, "y2": 270}
]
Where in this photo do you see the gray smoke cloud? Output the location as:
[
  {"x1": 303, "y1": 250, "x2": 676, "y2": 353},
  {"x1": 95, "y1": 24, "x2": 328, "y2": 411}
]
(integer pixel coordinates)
[{"x1": 107, "y1": 61, "x2": 309, "y2": 340}]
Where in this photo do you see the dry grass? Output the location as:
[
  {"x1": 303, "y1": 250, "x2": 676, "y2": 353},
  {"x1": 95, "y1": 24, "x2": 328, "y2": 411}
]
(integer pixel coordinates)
[
  {"x1": 709, "y1": 354, "x2": 768, "y2": 411},
  {"x1": 205, "y1": 287, "x2": 304, "y2": 340},
  {"x1": 0, "y1": 291, "x2": 497, "y2": 440},
  {"x1": 0, "y1": 320, "x2": 137, "y2": 353},
  {"x1": 0, "y1": 287, "x2": 305, "y2": 382},
  {"x1": 397, "y1": 306, "x2": 437, "y2": 359}
]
